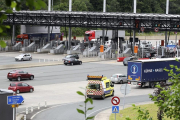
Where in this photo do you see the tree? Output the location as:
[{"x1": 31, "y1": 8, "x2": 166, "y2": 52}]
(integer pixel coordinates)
[
  {"x1": 150, "y1": 60, "x2": 180, "y2": 120},
  {"x1": 0, "y1": 0, "x2": 46, "y2": 48}
]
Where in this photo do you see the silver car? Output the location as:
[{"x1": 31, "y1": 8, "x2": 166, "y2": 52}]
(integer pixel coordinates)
[
  {"x1": 110, "y1": 74, "x2": 127, "y2": 84},
  {"x1": 15, "y1": 53, "x2": 32, "y2": 61}
]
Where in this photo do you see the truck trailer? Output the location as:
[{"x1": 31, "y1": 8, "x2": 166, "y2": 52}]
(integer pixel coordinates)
[
  {"x1": 84, "y1": 30, "x2": 125, "y2": 42},
  {"x1": 127, "y1": 58, "x2": 180, "y2": 88}
]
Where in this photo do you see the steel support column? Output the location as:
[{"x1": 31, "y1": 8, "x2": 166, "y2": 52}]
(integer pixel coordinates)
[
  {"x1": 165, "y1": 0, "x2": 169, "y2": 47},
  {"x1": 68, "y1": 0, "x2": 72, "y2": 50}
]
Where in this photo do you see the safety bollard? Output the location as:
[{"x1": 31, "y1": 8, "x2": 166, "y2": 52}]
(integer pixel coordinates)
[
  {"x1": 24, "y1": 115, "x2": 26, "y2": 120},
  {"x1": 45, "y1": 101, "x2": 47, "y2": 107},
  {"x1": 44, "y1": 59, "x2": 45, "y2": 62},
  {"x1": 26, "y1": 107, "x2": 28, "y2": 114},
  {"x1": 58, "y1": 58, "x2": 60, "y2": 61},
  {"x1": 38, "y1": 103, "x2": 40, "y2": 109},
  {"x1": 39, "y1": 59, "x2": 40, "y2": 63},
  {"x1": 31, "y1": 106, "x2": 33, "y2": 112}
]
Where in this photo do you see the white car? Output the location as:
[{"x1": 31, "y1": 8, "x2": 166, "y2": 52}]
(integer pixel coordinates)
[
  {"x1": 110, "y1": 74, "x2": 127, "y2": 84},
  {"x1": 15, "y1": 53, "x2": 32, "y2": 61}
]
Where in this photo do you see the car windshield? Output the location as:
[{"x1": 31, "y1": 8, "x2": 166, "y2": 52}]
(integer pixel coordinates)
[
  {"x1": 65, "y1": 55, "x2": 72, "y2": 58},
  {"x1": 88, "y1": 84, "x2": 100, "y2": 89},
  {"x1": 10, "y1": 71, "x2": 16, "y2": 73},
  {"x1": 10, "y1": 83, "x2": 16, "y2": 86},
  {"x1": 18, "y1": 54, "x2": 24, "y2": 57},
  {"x1": 124, "y1": 57, "x2": 130, "y2": 61},
  {"x1": 112, "y1": 74, "x2": 118, "y2": 77}
]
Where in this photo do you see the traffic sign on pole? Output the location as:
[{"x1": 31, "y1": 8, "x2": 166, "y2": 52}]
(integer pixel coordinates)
[
  {"x1": 140, "y1": 27, "x2": 144, "y2": 32},
  {"x1": 120, "y1": 84, "x2": 131, "y2": 95},
  {"x1": 111, "y1": 96, "x2": 120, "y2": 105},
  {"x1": 112, "y1": 106, "x2": 119, "y2": 113},
  {"x1": 154, "y1": 27, "x2": 159, "y2": 32},
  {"x1": 7, "y1": 95, "x2": 24, "y2": 105}
]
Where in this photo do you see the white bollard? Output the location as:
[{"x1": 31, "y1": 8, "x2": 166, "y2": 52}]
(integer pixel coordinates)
[
  {"x1": 44, "y1": 59, "x2": 45, "y2": 62},
  {"x1": 58, "y1": 58, "x2": 60, "y2": 61},
  {"x1": 24, "y1": 115, "x2": 26, "y2": 120},
  {"x1": 38, "y1": 103, "x2": 40, "y2": 109},
  {"x1": 45, "y1": 101, "x2": 47, "y2": 107},
  {"x1": 31, "y1": 106, "x2": 33, "y2": 112},
  {"x1": 39, "y1": 59, "x2": 40, "y2": 63},
  {"x1": 53, "y1": 58, "x2": 54, "y2": 62},
  {"x1": 26, "y1": 107, "x2": 28, "y2": 114}
]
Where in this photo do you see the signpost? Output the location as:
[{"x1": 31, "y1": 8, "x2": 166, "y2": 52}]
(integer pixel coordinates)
[
  {"x1": 111, "y1": 96, "x2": 120, "y2": 120},
  {"x1": 7, "y1": 95, "x2": 24, "y2": 120},
  {"x1": 120, "y1": 84, "x2": 131, "y2": 109}
]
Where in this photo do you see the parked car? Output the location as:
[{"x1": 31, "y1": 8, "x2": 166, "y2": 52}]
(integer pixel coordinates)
[
  {"x1": 64, "y1": 58, "x2": 82, "y2": 65},
  {"x1": 8, "y1": 82, "x2": 34, "y2": 94},
  {"x1": 62, "y1": 54, "x2": 79, "y2": 61},
  {"x1": 15, "y1": 53, "x2": 32, "y2": 61},
  {"x1": 123, "y1": 56, "x2": 138, "y2": 66},
  {"x1": 7, "y1": 70, "x2": 34, "y2": 81},
  {"x1": 110, "y1": 74, "x2": 127, "y2": 84}
]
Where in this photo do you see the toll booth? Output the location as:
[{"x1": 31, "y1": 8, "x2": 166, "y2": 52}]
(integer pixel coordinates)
[{"x1": 0, "y1": 89, "x2": 13, "y2": 120}]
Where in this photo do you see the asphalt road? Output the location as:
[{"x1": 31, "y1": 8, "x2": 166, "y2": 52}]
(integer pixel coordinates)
[
  {"x1": 32, "y1": 94, "x2": 151, "y2": 120},
  {"x1": 0, "y1": 56, "x2": 39, "y2": 65},
  {"x1": 0, "y1": 61, "x2": 126, "y2": 88}
]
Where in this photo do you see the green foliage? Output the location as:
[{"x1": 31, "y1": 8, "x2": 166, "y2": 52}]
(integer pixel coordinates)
[
  {"x1": 126, "y1": 104, "x2": 153, "y2": 120},
  {"x1": 0, "y1": 0, "x2": 46, "y2": 47},
  {"x1": 76, "y1": 89, "x2": 94, "y2": 120},
  {"x1": 150, "y1": 60, "x2": 180, "y2": 120}
]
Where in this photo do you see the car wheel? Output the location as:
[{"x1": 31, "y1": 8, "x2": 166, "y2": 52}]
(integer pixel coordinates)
[
  {"x1": 21, "y1": 58, "x2": 23, "y2": 61},
  {"x1": 71, "y1": 63, "x2": 73, "y2": 66},
  {"x1": 79, "y1": 62, "x2": 82, "y2": 65},
  {"x1": 9, "y1": 79, "x2": 12, "y2": 81},
  {"x1": 17, "y1": 77, "x2": 21, "y2": 81},
  {"x1": 30, "y1": 76, "x2": 34, "y2": 80},
  {"x1": 16, "y1": 90, "x2": 20, "y2": 94},
  {"x1": 30, "y1": 88, "x2": 33, "y2": 93},
  {"x1": 102, "y1": 94, "x2": 105, "y2": 99},
  {"x1": 120, "y1": 80, "x2": 123, "y2": 84},
  {"x1": 149, "y1": 82, "x2": 155, "y2": 88}
]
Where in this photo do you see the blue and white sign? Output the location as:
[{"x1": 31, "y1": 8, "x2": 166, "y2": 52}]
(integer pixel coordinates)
[
  {"x1": 112, "y1": 106, "x2": 119, "y2": 113},
  {"x1": 127, "y1": 62, "x2": 142, "y2": 81},
  {"x1": 7, "y1": 95, "x2": 24, "y2": 105},
  {"x1": 131, "y1": 64, "x2": 138, "y2": 74}
]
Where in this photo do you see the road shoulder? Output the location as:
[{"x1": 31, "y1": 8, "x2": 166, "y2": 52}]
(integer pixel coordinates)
[{"x1": 94, "y1": 101, "x2": 153, "y2": 120}]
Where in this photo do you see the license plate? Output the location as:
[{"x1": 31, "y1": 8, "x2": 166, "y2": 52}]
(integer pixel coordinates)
[
  {"x1": 88, "y1": 92, "x2": 93, "y2": 95},
  {"x1": 131, "y1": 82, "x2": 137, "y2": 85}
]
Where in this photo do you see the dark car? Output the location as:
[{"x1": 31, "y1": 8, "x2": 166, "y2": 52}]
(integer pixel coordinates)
[
  {"x1": 123, "y1": 56, "x2": 138, "y2": 66},
  {"x1": 62, "y1": 54, "x2": 79, "y2": 61},
  {"x1": 7, "y1": 70, "x2": 34, "y2": 81},
  {"x1": 64, "y1": 58, "x2": 82, "y2": 65},
  {"x1": 8, "y1": 82, "x2": 34, "y2": 94}
]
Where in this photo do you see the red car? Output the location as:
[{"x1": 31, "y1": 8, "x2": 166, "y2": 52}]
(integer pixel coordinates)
[
  {"x1": 8, "y1": 82, "x2": 34, "y2": 94},
  {"x1": 7, "y1": 70, "x2": 34, "y2": 81}
]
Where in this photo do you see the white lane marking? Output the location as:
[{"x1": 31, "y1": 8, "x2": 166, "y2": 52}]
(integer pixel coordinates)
[
  {"x1": 87, "y1": 106, "x2": 111, "y2": 117},
  {"x1": 30, "y1": 102, "x2": 81, "y2": 120}
]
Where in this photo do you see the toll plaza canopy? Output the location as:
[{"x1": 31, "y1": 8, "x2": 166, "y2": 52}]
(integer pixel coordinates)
[{"x1": 2, "y1": 10, "x2": 180, "y2": 31}]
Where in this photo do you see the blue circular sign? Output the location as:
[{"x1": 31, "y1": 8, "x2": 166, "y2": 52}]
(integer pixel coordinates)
[{"x1": 131, "y1": 64, "x2": 138, "y2": 74}]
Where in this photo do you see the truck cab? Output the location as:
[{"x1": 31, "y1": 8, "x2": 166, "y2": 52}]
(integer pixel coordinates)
[
  {"x1": 86, "y1": 75, "x2": 114, "y2": 99},
  {"x1": 16, "y1": 34, "x2": 29, "y2": 44}
]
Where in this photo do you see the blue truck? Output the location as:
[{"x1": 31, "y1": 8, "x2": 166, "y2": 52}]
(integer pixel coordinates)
[{"x1": 127, "y1": 58, "x2": 180, "y2": 88}]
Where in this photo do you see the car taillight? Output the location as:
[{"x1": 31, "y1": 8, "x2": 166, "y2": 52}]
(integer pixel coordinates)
[
  {"x1": 68, "y1": 61, "x2": 70, "y2": 63},
  {"x1": 117, "y1": 75, "x2": 118, "y2": 78},
  {"x1": 138, "y1": 83, "x2": 141, "y2": 85},
  {"x1": 128, "y1": 81, "x2": 131, "y2": 84}
]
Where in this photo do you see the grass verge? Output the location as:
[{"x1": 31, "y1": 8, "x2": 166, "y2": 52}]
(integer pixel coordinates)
[{"x1": 109, "y1": 104, "x2": 172, "y2": 120}]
